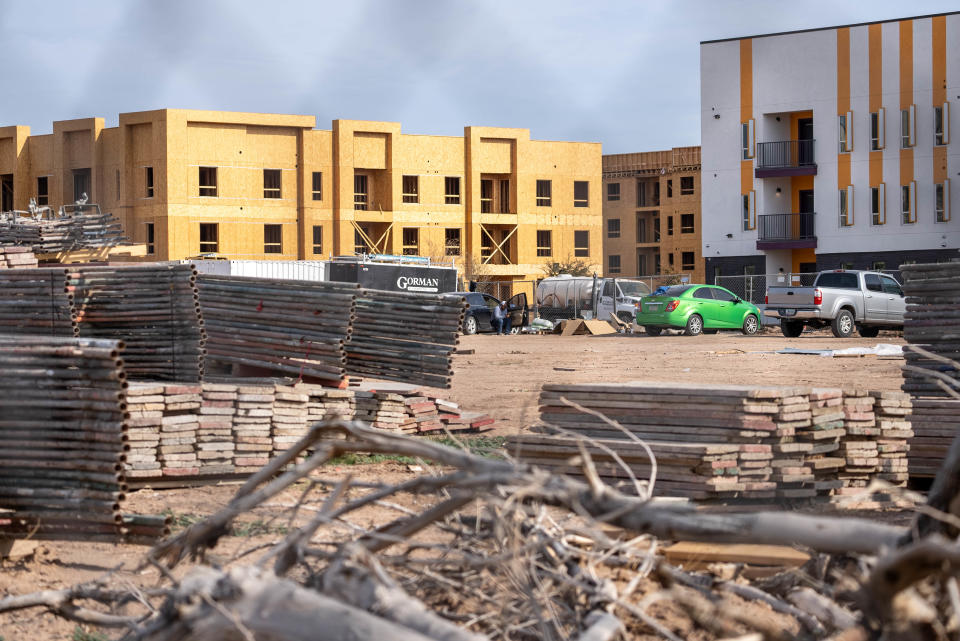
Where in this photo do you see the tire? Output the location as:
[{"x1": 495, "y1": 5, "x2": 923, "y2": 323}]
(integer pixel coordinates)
[
  {"x1": 858, "y1": 325, "x2": 881, "y2": 338},
  {"x1": 831, "y1": 309, "x2": 855, "y2": 338},
  {"x1": 703, "y1": 329, "x2": 719, "y2": 334},
  {"x1": 684, "y1": 314, "x2": 703, "y2": 336},
  {"x1": 645, "y1": 326, "x2": 662, "y2": 336},
  {"x1": 741, "y1": 314, "x2": 759, "y2": 335},
  {"x1": 463, "y1": 315, "x2": 478, "y2": 335},
  {"x1": 781, "y1": 320, "x2": 804, "y2": 338}
]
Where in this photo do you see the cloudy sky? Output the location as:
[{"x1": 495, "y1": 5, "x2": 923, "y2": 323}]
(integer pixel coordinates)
[{"x1": 2, "y1": 1, "x2": 957, "y2": 153}]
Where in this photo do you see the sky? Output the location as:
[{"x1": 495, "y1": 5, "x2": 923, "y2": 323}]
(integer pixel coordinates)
[{"x1": 1, "y1": 0, "x2": 958, "y2": 153}]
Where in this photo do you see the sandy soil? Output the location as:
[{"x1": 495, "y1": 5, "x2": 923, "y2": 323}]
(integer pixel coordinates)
[{"x1": 1, "y1": 327, "x2": 908, "y2": 639}]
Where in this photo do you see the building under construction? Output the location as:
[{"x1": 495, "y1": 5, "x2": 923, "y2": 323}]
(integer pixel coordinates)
[{"x1": 0, "y1": 111, "x2": 602, "y2": 288}]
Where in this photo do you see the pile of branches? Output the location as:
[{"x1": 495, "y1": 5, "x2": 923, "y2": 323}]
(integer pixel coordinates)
[{"x1": 2, "y1": 409, "x2": 960, "y2": 640}]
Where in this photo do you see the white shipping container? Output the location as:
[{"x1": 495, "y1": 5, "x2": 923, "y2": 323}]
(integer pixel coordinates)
[{"x1": 182, "y1": 260, "x2": 326, "y2": 281}]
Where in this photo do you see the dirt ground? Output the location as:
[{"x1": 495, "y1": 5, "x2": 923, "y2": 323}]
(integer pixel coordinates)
[{"x1": 1, "y1": 327, "x2": 908, "y2": 639}]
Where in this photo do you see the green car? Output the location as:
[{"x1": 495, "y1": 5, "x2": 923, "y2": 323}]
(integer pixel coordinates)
[{"x1": 636, "y1": 284, "x2": 762, "y2": 336}]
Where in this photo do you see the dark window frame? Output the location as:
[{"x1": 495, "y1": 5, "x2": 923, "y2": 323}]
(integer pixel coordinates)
[
  {"x1": 574, "y1": 230, "x2": 589, "y2": 257},
  {"x1": 402, "y1": 175, "x2": 419, "y2": 204},
  {"x1": 573, "y1": 181, "x2": 589, "y2": 207},
  {"x1": 607, "y1": 218, "x2": 621, "y2": 238},
  {"x1": 312, "y1": 172, "x2": 322, "y2": 201},
  {"x1": 445, "y1": 177, "x2": 461, "y2": 205},
  {"x1": 199, "y1": 167, "x2": 218, "y2": 197},
  {"x1": 312, "y1": 225, "x2": 323, "y2": 255},
  {"x1": 263, "y1": 224, "x2": 283, "y2": 254},
  {"x1": 199, "y1": 223, "x2": 219, "y2": 253}
]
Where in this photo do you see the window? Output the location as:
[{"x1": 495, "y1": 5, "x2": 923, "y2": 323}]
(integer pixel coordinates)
[
  {"x1": 838, "y1": 112, "x2": 852, "y2": 152},
  {"x1": 680, "y1": 176, "x2": 694, "y2": 195},
  {"x1": 680, "y1": 214, "x2": 694, "y2": 233},
  {"x1": 445, "y1": 177, "x2": 460, "y2": 205},
  {"x1": 655, "y1": 254, "x2": 661, "y2": 274},
  {"x1": 574, "y1": 230, "x2": 589, "y2": 257},
  {"x1": 607, "y1": 182, "x2": 620, "y2": 201},
  {"x1": 444, "y1": 228, "x2": 461, "y2": 256},
  {"x1": 742, "y1": 191, "x2": 756, "y2": 231},
  {"x1": 263, "y1": 224, "x2": 282, "y2": 254},
  {"x1": 936, "y1": 180, "x2": 950, "y2": 222},
  {"x1": 263, "y1": 169, "x2": 281, "y2": 199},
  {"x1": 880, "y1": 275, "x2": 903, "y2": 297},
  {"x1": 871, "y1": 184, "x2": 886, "y2": 225},
  {"x1": 145, "y1": 166, "x2": 154, "y2": 198},
  {"x1": 741, "y1": 119, "x2": 755, "y2": 159},
  {"x1": 667, "y1": 179, "x2": 673, "y2": 198},
  {"x1": 480, "y1": 180, "x2": 493, "y2": 213},
  {"x1": 312, "y1": 172, "x2": 322, "y2": 200},
  {"x1": 608, "y1": 255, "x2": 621, "y2": 274},
  {"x1": 536, "y1": 180, "x2": 552, "y2": 206},
  {"x1": 668, "y1": 253, "x2": 675, "y2": 267},
  {"x1": 36, "y1": 176, "x2": 48, "y2": 206},
  {"x1": 574, "y1": 181, "x2": 589, "y2": 207},
  {"x1": 713, "y1": 266, "x2": 721, "y2": 282},
  {"x1": 839, "y1": 186, "x2": 854, "y2": 227},
  {"x1": 637, "y1": 251, "x2": 647, "y2": 275},
  {"x1": 354, "y1": 174, "x2": 368, "y2": 210},
  {"x1": 900, "y1": 105, "x2": 915, "y2": 148},
  {"x1": 744, "y1": 265, "x2": 756, "y2": 276},
  {"x1": 870, "y1": 109, "x2": 885, "y2": 150},
  {"x1": 864, "y1": 273, "x2": 883, "y2": 292},
  {"x1": 681, "y1": 251, "x2": 695, "y2": 271},
  {"x1": 402, "y1": 175, "x2": 419, "y2": 204},
  {"x1": 667, "y1": 216, "x2": 673, "y2": 235},
  {"x1": 934, "y1": 103, "x2": 950, "y2": 145},
  {"x1": 840, "y1": 262, "x2": 854, "y2": 270},
  {"x1": 312, "y1": 225, "x2": 323, "y2": 255},
  {"x1": 817, "y1": 272, "x2": 858, "y2": 288},
  {"x1": 199, "y1": 223, "x2": 218, "y2": 253},
  {"x1": 636, "y1": 214, "x2": 647, "y2": 243},
  {"x1": 607, "y1": 218, "x2": 620, "y2": 238},
  {"x1": 499, "y1": 180, "x2": 510, "y2": 213},
  {"x1": 871, "y1": 261, "x2": 886, "y2": 271},
  {"x1": 146, "y1": 222, "x2": 155, "y2": 255},
  {"x1": 199, "y1": 167, "x2": 217, "y2": 197},
  {"x1": 354, "y1": 227, "x2": 369, "y2": 254},
  {"x1": 653, "y1": 216, "x2": 660, "y2": 242},
  {"x1": 694, "y1": 288, "x2": 713, "y2": 302},
  {"x1": 901, "y1": 182, "x2": 916, "y2": 224},
  {"x1": 536, "y1": 230, "x2": 552, "y2": 257},
  {"x1": 401, "y1": 227, "x2": 419, "y2": 255},
  {"x1": 637, "y1": 181, "x2": 647, "y2": 207}
]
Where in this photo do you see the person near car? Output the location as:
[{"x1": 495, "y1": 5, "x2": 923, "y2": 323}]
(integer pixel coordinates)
[{"x1": 491, "y1": 301, "x2": 512, "y2": 335}]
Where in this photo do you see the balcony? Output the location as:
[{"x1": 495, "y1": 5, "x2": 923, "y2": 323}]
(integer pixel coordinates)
[
  {"x1": 755, "y1": 140, "x2": 817, "y2": 177},
  {"x1": 756, "y1": 213, "x2": 817, "y2": 250}
]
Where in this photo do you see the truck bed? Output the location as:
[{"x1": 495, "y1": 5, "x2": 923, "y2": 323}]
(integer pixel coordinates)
[{"x1": 765, "y1": 286, "x2": 816, "y2": 307}]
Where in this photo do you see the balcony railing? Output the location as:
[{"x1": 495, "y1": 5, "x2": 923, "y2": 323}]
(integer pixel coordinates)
[
  {"x1": 757, "y1": 212, "x2": 816, "y2": 249},
  {"x1": 756, "y1": 140, "x2": 816, "y2": 175}
]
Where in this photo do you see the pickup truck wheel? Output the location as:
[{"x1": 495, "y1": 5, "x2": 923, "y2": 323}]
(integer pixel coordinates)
[
  {"x1": 684, "y1": 314, "x2": 703, "y2": 336},
  {"x1": 463, "y1": 315, "x2": 478, "y2": 335},
  {"x1": 831, "y1": 309, "x2": 855, "y2": 338},
  {"x1": 858, "y1": 325, "x2": 880, "y2": 338},
  {"x1": 645, "y1": 326, "x2": 662, "y2": 336},
  {"x1": 781, "y1": 321, "x2": 804, "y2": 338},
  {"x1": 741, "y1": 314, "x2": 759, "y2": 335}
]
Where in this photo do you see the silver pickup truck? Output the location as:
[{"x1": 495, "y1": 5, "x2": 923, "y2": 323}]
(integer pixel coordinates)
[{"x1": 764, "y1": 270, "x2": 905, "y2": 338}]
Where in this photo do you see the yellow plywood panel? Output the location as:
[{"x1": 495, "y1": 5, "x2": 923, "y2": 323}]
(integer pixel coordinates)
[
  {"x1": 477, "y1": 138, "x2": 514, "y2": 174},
  {"x1": 353, "y1": 132, "x2": 388, "y2": 169}
]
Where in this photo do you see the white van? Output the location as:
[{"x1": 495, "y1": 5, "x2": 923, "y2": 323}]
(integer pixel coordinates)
[{"x1": 536, "y1": 275, "x2": 651, "y2": 323}]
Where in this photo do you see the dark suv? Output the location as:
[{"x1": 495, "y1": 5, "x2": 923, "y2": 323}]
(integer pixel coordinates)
[{"x1": 450, "y1": 292, "x2": 529, "y2": 335}]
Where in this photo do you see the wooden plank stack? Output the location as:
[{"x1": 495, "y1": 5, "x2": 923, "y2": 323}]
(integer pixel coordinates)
[
  {"x1": 346, "y1": 290, "x2": 465, "y2": 388},
  {"x1": 900, "y1": 261, "x2": 960, "y2": 397},
  {"x1": 235, "y1": 384, "x2": 276, "y2": 468},
  {"x1": 0, "y1": 267, "x2": 77, "y2": 337},
  {"x1": 198, "y1": 275, "x2": 358, "y2": 384},
  {"x1": 0, "y1": 336, "x2": 128, "y2": 542},
  {"x1": 907, "y1": 399, "x2": 960, "y2": 478},
  {"x1": 871, "y1": 391, "x2": 913, "y2": 485},
  {"x1": 72, "y1": 264, "x2": 206, "y2": 382},
  {"x1": 0, "y1": 246, "x2": 38, "y2": 268},
  {"x1": 158, "y1": 385, "x2": 202, "y2": 477},
  {"x1": 125, "y1": 384, "x2": 166, "y2": 479},
  {"x1": 270, "y1": 385, "x2": 310, "y2": 464}
]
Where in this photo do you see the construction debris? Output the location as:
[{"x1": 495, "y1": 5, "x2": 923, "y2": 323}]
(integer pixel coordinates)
[
  {"x1": 0, "y1": 246, "x2": 38, "y2": 269},
  {"x1": 0, "y1": 203, "x2": 128, "y2": 254}
]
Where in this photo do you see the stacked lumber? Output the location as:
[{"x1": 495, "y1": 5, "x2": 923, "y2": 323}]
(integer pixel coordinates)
[
  {"x1": 270, "y1": 386, "x2": 309, "y2": 465},
  {"x1": 0, "y1": 336, "x2": 129, "y2": 541},
  {"x1": 871, "y1": 391, "x2": 912, "y2": 485},
  {"x1": 197, "y1": 384, "x2": 236, "y2": 475},
  {"x1": 72, "y1": 264, "x2": 205, "y2": 382},
  {"x1": 0, "y1": 246, "x2": 38, "y2": 268},
  {"x1": 907, "y1": 398, "x2": 960, "y2": 478},
  {"x1": 346, "y1": 290, "x2": 465, "y2": 388},
  {"x1": 0, "y1": 206, "x2": 127, "y2": 253},
  {"x1": 198, "y1": 275, "x2": 357, "y2": 384},
  {"x1": 158, "y1": 385, "x2": 202, "y2": 477},
  {"x1": 799, "y1": 390, "x2": 846, "y2": 497},
  {"x1": 837, "y1": 390, "x2": 879, "y2": 490},
  {"x1": 0, "y1": 267, "x2": 77, "y2": 337},
  {"x1": 900, "y1": 261, "x2": 960, "y2": 397},
  {"x1": 355, "y1": 390, "x2": 407, "y2": 430},
  {"x1": 125, "y1": 384, "x2": 165, "y2": 479}
]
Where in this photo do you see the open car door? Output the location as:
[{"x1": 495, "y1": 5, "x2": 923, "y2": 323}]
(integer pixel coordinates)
[{"x1": 507, "y1": 292, "x2": 528, "y2": 328}]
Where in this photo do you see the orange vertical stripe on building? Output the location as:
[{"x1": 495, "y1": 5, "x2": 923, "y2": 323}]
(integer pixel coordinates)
[
  {"x1": 837, "y1": 28, "x2": 851, "y2": 188},
  {"x1": 933, "y1": 16, "x2": 947, "y2": 184},
  {"x1": 868, "y1": 24, "x2": 883, "y2": 187},
  {"x1": 740, "y1": 39, "x2": 753, "y2": 196},
  {"x1": 900, "y1": 20, "x2": 914, "y2": 188}
]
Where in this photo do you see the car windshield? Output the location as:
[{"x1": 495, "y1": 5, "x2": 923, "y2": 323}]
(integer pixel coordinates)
[
  {"x1": 652, "y1": 285, "x2": 692, "y2": 297},
  {"x1": 617, "y1": 280, "x2": 652, "y2": 297}
]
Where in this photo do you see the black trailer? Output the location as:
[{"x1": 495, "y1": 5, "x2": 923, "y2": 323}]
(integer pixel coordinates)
[{"x1": 326, "y1": 255, "x2": 458, "y2": 293}]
